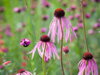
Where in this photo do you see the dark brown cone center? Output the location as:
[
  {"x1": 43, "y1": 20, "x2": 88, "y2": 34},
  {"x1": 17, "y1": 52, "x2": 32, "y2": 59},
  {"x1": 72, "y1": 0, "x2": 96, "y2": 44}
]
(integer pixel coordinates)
[
  {"x1": 40, "y1": 35, "x2": 50, "y2": 42},
  {"x1": 83, "y1": 52, "x2": 93, "y2": 60},
  {"x1": 54, "y1": 8, "x2": 65, "y2": 18},
  {"x1": 18, "y1": 69, "x2": 25, "y2": 73}
]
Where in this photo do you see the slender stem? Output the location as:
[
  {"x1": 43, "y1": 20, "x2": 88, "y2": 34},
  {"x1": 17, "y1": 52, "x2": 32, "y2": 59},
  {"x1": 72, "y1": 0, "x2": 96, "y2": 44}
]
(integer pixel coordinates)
[
  {"x1": 60, "y1": 19, "x2": 65, "y2": 75},
  {"x1": 81, "y1": 0, "x2": 89, "y2": 52},
  {"x1": 42, "y1": 44, "x2": 46, "y2": 75}
]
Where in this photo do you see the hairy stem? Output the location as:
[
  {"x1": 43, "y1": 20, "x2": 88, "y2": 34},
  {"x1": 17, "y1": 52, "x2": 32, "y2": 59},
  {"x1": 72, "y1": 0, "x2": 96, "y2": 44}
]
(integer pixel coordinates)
[
  {"x1": 60, "y1": 19, "x2": 65, "y2": 75},
  {"x1": 81, "y1": 0, "x2": 89, "y2": 52}
]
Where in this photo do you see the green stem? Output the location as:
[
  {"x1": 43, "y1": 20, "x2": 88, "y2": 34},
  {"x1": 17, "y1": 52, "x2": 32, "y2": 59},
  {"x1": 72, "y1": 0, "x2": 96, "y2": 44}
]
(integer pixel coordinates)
[
  {"x1": 42, "y1": 44, "x2": 46, "y2": 75},
  {"x1": 81, "y1": 0, "x2": 89, "y2": 52},
  {"x1": 60, "y1": 19, "x2": 65, "y2": 75}
]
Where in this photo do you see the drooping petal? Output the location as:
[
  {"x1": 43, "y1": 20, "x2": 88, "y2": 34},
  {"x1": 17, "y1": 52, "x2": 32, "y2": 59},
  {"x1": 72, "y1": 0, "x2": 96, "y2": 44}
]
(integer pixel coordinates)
[
  {"x1": 61, "y1": 17, "x2": 70, "y2": 42},
  {"x1": 26, "y1": 71, "x2": 32, "y2": 75},
  {"x1": 57, "y1": 19, "x2": 62, "y2": 42},
  {"x1": 49, "y1": 42, "x2": 59, "y2": 59},
  {"x1": 78, "y1": 59, "x2": 98, "y2": 75},
  {"x1": 78, "y1": 59, "x2": 86, "y2": 75},
  {"x1": 61, "y1": 17, "x2": 77, "y2": 42},
  {"x1": 28, "y1": 41, "x2": 41, "y2": 59},
  {"x1": 46, "y1": 42, "x2": 53, "y2": 59},
  {"x1": 45, "y1": 43, "x2": 51, "y2": 59},
  {"x1": 37, "y1": 42, "x2": 44, "y2": 58},
  {"x1": 48, "y1": 17, "x2": 57, "y2": 42},
  {"x1": 16, "y1": 73, "x2": 20, "y2": 75},
  {"x1": 92, "y1": 59, "x2": 98, "y2": 75}
]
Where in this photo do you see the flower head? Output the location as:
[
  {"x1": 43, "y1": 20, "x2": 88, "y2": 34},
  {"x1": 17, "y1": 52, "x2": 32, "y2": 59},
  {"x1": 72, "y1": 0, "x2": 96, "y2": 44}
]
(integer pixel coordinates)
[
  {"x1": 48, "y1": 8, "x2": 76, "y2": 42},
  {"x1": 20, "y1": 38, "x2": 31, "y2": 47},
  {"x1": 93, "y1": 23, "x2": 100, "y2": 29},
  {"x1": 88, "y1": 29, "x2": 95, "y2": 35},
  {"x1": 13, "y1": 7, "x2": 21, "y2": 13},
  {"x1": 2, "y1": 48, "x2": 8, "y2": 53},
  {"x1": 0, "y1": 65, "x2": 4, "y2": 69},
  {"x1": 82, "y1": 1, "x2": 88, "y2": 7},
  {"x1": 54, "y1": 8, "x2": 65, "y2": 18},
  {"x1": 78, "y1": 52, "x2": 98, "y2": 75},
  {"x1": 29, "y1": 35, "x2": 59, "y2": 60},
  {"x1": 42, "y1": 15, "x2": 49, "y2": 21},
  {"x1": 73, "y1": 26, "x2": 78, "y2": 32},
  {"x1": 63, "y1": 46, "x2": 69, "y2": 53},
  {"x1": 16, "y1": 69, "x2": 32, "y2": 75},
  {"x1": 70, "y1": 5, "x2": 77, "y2": 11},
  {"x1": 85, "y1": 13, "x2": 91, "y2": 19},
  {"x1": 42, "y1": 0, "x2": 50, "y2": 8},
  {"x1": 78, "y1": 23, "x2": 83, "y2": 28},
  {"x1": 41, "y1": 27, "x2": 47, "y2": 33},
  {"x1": 5, "y1": 25, "x2": 13, "y2": 36},
  {"x1": 3, "y1": 61, "x2": 11, "y2": 66}
]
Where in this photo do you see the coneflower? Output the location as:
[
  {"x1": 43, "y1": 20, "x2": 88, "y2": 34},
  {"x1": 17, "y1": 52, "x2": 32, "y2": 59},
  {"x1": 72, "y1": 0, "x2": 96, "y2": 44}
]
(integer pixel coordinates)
[
  {"x1": 20, "y1": 38, "x2": 31, "y2": 47},
  {"x1": 42, "y1": 0, "x2": 50, "y2": 8},
  {"x1": 29, "y1": 35, "x2": 59, "y2": 60},
  {"x1": 48, "y1": 8, "x2": 76, "y2": 75},
  {"x1": 62, "y1": 46, "x2": 69, "y2": 54},
  {"x1": 3, "y1": 61, "x2": 11, "y2": 66},
  {"x1": 48, "y1": 8, "x2": 76, "y2": 43},
  {"x1": 16, "y1": 69, "x2": 32, "y2": 75},
  {"x1": 78, "y1": 0, "x2": 99, "y2": 75},
  {"x1": 78, "y1": 52, "x2": 98, "y2": 75}
]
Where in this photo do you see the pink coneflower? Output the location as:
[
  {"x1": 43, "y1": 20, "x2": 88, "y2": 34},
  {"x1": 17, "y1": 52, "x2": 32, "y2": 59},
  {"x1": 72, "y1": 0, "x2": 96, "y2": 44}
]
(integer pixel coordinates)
[
  {"x1": 75, "y1": 14, "x2": 80, "y2": 19},
  {"x1": 29, "y1": 35, "x2": 59, "y2": 60},
  {"x1": 85, "y1": 13, "x2": 91, "y2": 19},
  {"x1": 82, "y1": 1, "x2": 88, "y2": 7},
  {"x1": 48, "y1": 8, "x2": 76, "y2": 43},
  {"x1": 13, "y1": 7, "x2": 21, "y2": 13},
  {"x1": 20, "y1": 38, "x2": 31, "y2": 47},
  {"x1": 41, "y1": 27, "x2": 47, "y2": 33},
  {"x1": 5, "y1": 25, "x2": 13, "y2": 36},
  {"x1": 93, "y1": 23, "x2": 100, "y2": 29},
  {"x1": 73, "y1": 26, "x2": 78, "y2": 32},
  {"x1": 78, "y1": 23, "x2": 83, "y2": 28},
  {"x1": 3, "y1": 61, "x2": 11, "y2": 66},
  {"x1": 42, "y1": 0, "x2": 50, "y2": 8},
  {"x1": 63, "y1": 46, "x2": 69, "y2": 53},
  {"x1": 70, "y1": 5, "x2": 77, "y2": 11},
  {"x1": 42, "y1": 15, "x2": 49, "y2": 21},
  {"x1": 0, "y1": 65, "x2": 4, "y2": 69},
  {"x1": 78, "y1": 52, "x2": 98, "y2": 75},
  {"x1": 88, "y1": 29, "x2": 95, "y2": 35},
  {"x1": 2, "y1": 48, "x2": 8, "y2": 53},
  {"x1": 16, "y1": 69, "x2": 32, "y2": 75},
  {"x1": 69, "y1": 15, "x2": 74, "y2": 20}
]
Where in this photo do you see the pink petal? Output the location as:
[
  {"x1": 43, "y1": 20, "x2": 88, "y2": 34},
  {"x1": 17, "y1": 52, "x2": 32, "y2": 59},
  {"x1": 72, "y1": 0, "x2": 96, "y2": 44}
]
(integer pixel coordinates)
[
  {"x1": 28, "y1": 41, "x2": 41, "y2": 59},
  {"x1": 50, "y1": 42, "x2": 59, "y2": 59}
]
